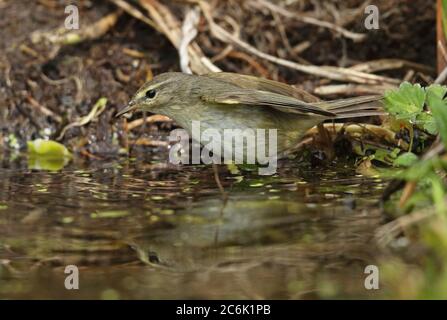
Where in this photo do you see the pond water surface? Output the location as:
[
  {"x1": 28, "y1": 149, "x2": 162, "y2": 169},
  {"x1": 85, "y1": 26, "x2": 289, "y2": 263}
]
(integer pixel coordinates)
[{"x1": 0, "y1": 153, "x2": 387, "y2": 299}]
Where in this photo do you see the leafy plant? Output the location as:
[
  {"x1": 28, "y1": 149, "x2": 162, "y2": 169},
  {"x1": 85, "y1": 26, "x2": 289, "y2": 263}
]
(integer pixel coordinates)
[
  {"x1": 384, "y1": 82, "x2": 447, "y2": 216},
  {"x1": 384, "y1": 82, "x2": 442, "y2": 138},
  {"x1": 384, "y1": 82, "x2": 426, "y2": 121}
]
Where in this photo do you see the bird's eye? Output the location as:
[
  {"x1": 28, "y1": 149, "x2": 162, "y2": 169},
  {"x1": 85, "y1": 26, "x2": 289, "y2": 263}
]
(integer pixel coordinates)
[{"x1": 146, "y1": 89, "x2": 156, "y2": 99}]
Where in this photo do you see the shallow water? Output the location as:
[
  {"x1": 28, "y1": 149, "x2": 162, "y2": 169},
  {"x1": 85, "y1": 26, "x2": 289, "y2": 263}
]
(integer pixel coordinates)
[{"x1": 0, "y1": 154, "x2": 387, "y2": 299}]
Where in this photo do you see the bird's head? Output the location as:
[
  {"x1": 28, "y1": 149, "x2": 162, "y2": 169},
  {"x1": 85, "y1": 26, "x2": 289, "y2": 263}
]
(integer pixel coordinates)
[{"x1": 116, "y1": 72, "x2": 190, "y2": 117}]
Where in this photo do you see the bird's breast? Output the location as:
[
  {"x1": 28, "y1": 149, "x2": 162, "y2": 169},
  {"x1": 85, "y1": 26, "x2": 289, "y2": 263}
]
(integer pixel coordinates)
[{"x1": 162, "y1": 104, "x2": 322, "y2": 159}]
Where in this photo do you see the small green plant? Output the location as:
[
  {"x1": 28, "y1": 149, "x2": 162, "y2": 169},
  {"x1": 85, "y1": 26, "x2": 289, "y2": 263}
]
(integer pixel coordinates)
[
  {"x1": 383, "y1": 82, "x2": 447, "y2": 214},
  {"x1": 383, "y1": 82, "x2": 446, "y2": 165},
  {"x1": 378, "y1": 82, "x2": 447, "y2": 299}
]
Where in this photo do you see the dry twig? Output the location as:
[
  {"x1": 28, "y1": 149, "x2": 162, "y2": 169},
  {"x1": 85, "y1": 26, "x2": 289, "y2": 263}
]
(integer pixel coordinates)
[
  {"x1": 179, "y1": 6, "x2": 200, "y2": 73},
  {"x1": 57, "y1": 98, "x2": 107, "y2": 140},
  {"x1": 350, "y1": 59, "x2": 434, "y2": 74},
  {"x1": 31, "y1": 11, "x2": 122, "y2": 46},
  {"x1": 314, "y1": 84, "x2": 393, "y2": 96},
  {"x1": 26, "y1": 96, "x2": 63, "y2": 124},
  {"x1": 250, "y1": 0, "x2": 367, "y2": 42},
  {"x1": 127, "y1": 115, "x2": 172, "y2": 131},
  {"x1": 200, "y1": 2, "x2": 400, "y2": 85},
  {"x1": 138, "y1": 0, "x2": 220, "y2": 74}
]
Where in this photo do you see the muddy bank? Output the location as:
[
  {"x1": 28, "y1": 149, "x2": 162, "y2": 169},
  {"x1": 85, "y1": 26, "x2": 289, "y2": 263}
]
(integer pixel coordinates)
[{"x1": 0, "y1": 0, "x2": 436, "y2": 158}]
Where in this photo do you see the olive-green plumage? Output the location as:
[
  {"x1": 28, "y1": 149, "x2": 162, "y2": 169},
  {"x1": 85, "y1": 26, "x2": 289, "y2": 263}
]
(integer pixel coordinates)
[{"x1": 117, "y1": 72, "x2": 383, "y2": 158}]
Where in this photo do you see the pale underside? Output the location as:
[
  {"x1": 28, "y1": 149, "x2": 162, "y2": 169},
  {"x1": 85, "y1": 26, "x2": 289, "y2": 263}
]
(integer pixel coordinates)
[{"x1": 161, "y1": 102, "x2": 323, "y2": 161}]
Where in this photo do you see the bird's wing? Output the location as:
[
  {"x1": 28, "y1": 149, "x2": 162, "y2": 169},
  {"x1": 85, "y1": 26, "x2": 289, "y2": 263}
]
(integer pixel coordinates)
[
  {"x1": 204, "y1": 72, "x2": 320, "y2": 103},
  {"x1": 199, "y1": 86, "x2": 335, "y2": 117}
]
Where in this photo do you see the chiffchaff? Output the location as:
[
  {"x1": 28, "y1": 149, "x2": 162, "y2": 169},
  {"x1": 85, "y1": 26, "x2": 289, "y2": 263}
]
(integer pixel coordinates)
[{"x1": 117, "y1": 72, "x2": 382, "y2": 159}]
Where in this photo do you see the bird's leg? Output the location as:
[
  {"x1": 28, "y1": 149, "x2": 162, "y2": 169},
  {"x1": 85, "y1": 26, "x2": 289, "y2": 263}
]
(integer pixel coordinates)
[
  {"x1": 212, "y1": 163, "x2": 228, "y2": 203},
  {"x1": 212, "y1": 163, "x2": 229, "y2": 247}
]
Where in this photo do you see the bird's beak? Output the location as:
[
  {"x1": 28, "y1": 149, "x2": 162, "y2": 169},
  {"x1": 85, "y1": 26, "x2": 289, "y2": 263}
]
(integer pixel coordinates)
[{"x1": 115, "y1": 100, "x2": 139, "y2": 118}]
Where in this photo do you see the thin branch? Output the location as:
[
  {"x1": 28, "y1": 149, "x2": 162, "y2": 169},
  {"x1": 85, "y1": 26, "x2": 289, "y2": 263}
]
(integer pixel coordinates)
[
  {"x1": 139, "y1": 0, "x2": 220, "y2": 74},
  {"x1": 200, "y1": 2, "x2": 400, "y2": 85},
  {"x1": 250, "y1": 0, "x2": 367, "y2": 42},
  {"x1": 179, "y1": 6, "x2": 200, "y2": 74}
]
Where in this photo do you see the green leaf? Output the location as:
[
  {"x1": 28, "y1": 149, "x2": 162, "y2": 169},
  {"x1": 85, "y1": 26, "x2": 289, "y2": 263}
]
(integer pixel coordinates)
[
  {"x1": 426, "y1": 84, "x2": 447, "y2": 99},
  {"x1": 427, "y1": 92, "x2": 447, "y2": 148},
  {"x1": 431, "y1": 174, "x2": 447, "y2": 216},
  {"x1": 91, "y1": 210, "x2": 129, "y2": 219},
  {"x1": 372, "y1": 147, "x2": 400, "y2": 165},
  {"x1": 398, "y1": 157, "x2": 447, "y2": 181},
  {"x1": 27, "y1": 157, "x2": 70, "y2": 171},
  {"x1": 27, "y1": 139, "x2": 71, "y2": 159},
  {"x1": 393, "y1": 152, "x2": 418, "y2": 167},
  {"x1": 415, "y1": 112, "x2": 438, "y2": 135},
  {"x1": 384, "y1": 82, "x2": 426, "y2": 121}
]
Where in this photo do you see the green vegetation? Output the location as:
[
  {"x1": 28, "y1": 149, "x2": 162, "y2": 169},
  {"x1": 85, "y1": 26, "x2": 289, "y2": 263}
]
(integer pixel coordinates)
[
  {"x1": 379, "y1": 82, "x2": 447, "y2": 299},
  {"x1": 383, "y1": 83, "x2": 447, "y2": 213}
]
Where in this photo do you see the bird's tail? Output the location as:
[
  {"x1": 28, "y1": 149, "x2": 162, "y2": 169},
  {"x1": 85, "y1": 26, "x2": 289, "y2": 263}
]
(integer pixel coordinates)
[{"x1": 314, "y1": 95, "x2": 385, "y2": 119}]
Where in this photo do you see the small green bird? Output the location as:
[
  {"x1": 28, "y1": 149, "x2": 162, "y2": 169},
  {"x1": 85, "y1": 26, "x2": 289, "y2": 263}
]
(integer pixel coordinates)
[{"x1": 117, "y1": 72, "x2": 383, "y2": 160}]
